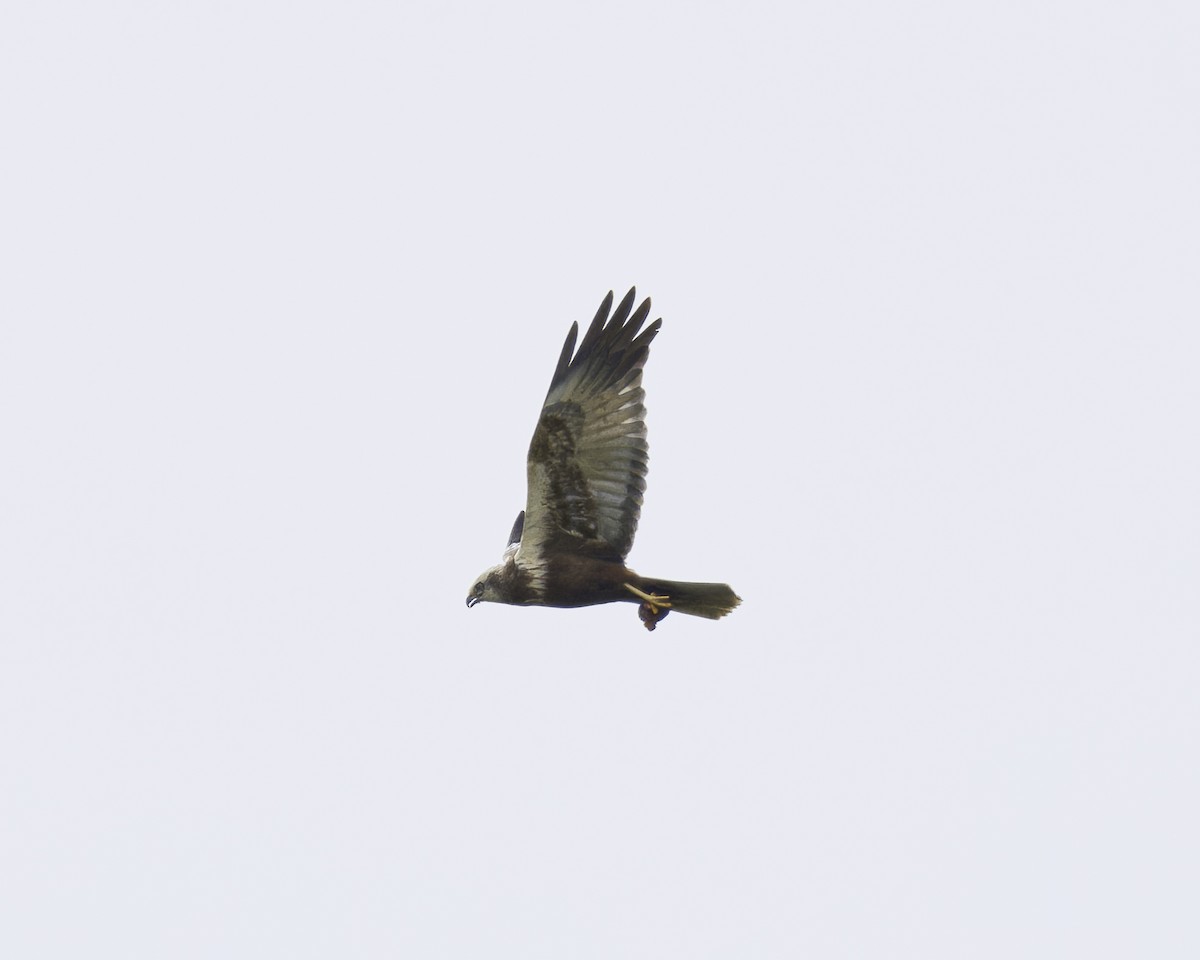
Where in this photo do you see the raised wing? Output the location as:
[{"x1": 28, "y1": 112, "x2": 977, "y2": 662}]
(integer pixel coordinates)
[{"x1": 520, "y1": 288, "x2": 662, "y2": 563}]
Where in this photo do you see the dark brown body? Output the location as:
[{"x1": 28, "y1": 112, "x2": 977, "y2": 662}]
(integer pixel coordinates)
[{"x1": 538, "y1": 554, "x2": 637, "y2": 608}]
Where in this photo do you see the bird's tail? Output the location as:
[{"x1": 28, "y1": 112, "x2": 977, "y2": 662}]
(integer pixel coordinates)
[{"x1": 637, "y1": 577, "x2": 742, "y2": 620}]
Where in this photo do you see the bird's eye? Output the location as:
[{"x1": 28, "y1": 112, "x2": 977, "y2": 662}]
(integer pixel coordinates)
[{"x1": 474, "y1": 582, "x2": 484, "y2": 593}]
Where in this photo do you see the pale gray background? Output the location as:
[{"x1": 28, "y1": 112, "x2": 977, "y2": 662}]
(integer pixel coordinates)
[{"x1": 2, "y1": 1, "x2": 1197, "y2": 956}]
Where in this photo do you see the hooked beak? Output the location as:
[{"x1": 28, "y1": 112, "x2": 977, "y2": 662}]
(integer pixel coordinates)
[{"x1": 466, "y1": 596, "x2": 480, "y2": 608}]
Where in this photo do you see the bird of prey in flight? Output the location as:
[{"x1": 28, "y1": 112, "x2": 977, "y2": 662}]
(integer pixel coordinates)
[{"x1": 465, "y1": 288, "x2": 740, "y2": 631}]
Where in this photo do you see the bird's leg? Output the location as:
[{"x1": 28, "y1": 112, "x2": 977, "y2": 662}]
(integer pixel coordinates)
[{"x1": 624, "y1": 583, "x2": 672, "y2": 613}]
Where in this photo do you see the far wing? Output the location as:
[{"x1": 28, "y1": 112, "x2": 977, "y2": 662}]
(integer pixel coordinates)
[
  {"x1": 502, "y1": 510, "x2": 524, "y2": 562},
  {"x1": 520, "y1": 288, "x2": 661, "y2": 563}
]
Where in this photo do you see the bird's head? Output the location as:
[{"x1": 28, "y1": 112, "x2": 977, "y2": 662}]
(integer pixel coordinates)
[{"x1": 465, "y1": 564, "x2": 506, "y2": 608}]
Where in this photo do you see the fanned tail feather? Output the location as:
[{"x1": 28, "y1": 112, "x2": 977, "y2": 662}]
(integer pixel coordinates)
[{"x1": 639, "y1": 578, "x2": 741, "y2": 620}]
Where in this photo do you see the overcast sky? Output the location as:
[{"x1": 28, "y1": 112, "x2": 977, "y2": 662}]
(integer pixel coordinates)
[{"x1": 2, "y1": 1, "x2": 1197, "y2": 956}]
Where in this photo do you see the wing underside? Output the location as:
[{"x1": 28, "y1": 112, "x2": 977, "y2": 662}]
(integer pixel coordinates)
[{"x1": 521, "y1": 288, "x2": 661, "y2": 562}]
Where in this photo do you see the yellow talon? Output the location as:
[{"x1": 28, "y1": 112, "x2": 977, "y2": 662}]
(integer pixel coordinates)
[{"x1": 624, "y1": 583, "x2": 672, "y2": 612}]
